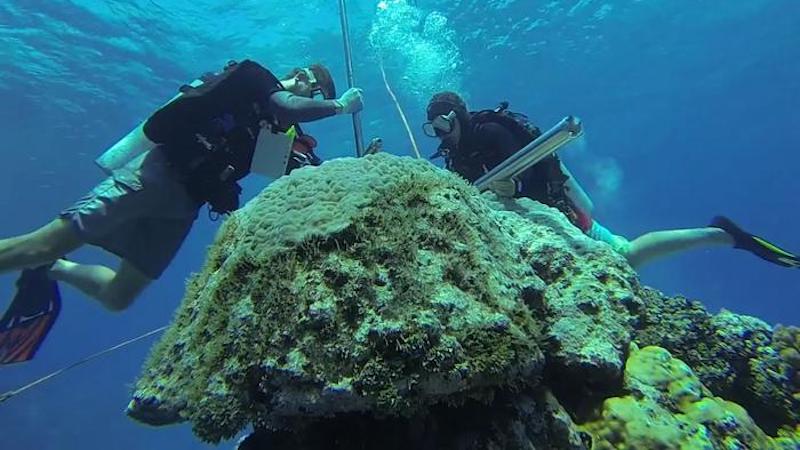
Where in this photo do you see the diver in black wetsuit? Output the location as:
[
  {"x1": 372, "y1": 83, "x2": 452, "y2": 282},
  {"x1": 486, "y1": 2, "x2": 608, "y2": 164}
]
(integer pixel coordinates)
[{"x1": 423, "y1": 91, "x2": 800, "y2": 271}]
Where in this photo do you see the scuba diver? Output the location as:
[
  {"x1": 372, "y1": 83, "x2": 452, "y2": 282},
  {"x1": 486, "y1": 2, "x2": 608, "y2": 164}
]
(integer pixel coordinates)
[
  {"x1": 423, "y1": 91, "x2": 800, "y2": 271},
  {"x1": 0, "y1": 59, "x2": 364, "y2": 364}
]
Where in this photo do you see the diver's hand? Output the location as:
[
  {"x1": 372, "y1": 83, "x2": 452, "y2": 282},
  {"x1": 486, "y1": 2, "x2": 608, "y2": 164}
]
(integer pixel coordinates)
[
  {"x1": 364, "y1": 137, "x2": 383, "y2": 155},
  {"x1": 487, "y1": 178, "x2": 517, "y2": 199},
  {"x1": 335, "y1": 88, "x2": 364, "y2": 114}
]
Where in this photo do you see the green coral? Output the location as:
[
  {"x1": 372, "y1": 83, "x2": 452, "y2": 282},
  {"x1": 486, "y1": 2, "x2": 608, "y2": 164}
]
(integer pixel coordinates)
[
  {"x1": 773, "y1": 325, "x2": 800, "y2": 403},
  {"x1": 634, "y1": 292, "x2": 800, "y2": 431},
  {"x1": 500, "y1": 196, "x2": 644, "y2": 389},
  {"x1": 581, "y1": 344, "x2": 797, "y2": 450},
  {"x1": 126, "y1": 154, "x2": 800, "y2": 447},
  {"x1": 128, "y1": 154, "x2": 545, "y2": 443}
]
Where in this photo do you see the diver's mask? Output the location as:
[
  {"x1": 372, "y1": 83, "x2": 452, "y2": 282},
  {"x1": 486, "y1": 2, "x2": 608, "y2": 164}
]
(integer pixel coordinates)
[
  {"x1": 301, "y1": 68, "x2": 325, "y2": 99},
  {"x1": 423, "y1": 110, "x2": 457, "y2": 138}
]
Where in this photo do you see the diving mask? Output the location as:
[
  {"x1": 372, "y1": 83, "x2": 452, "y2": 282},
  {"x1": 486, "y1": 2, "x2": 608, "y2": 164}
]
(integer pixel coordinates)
[
  {"x1": 423, "y1": 110, "x2": 457, "y2": 138},
  {"x1": 301, "y1": 68, "x2": 325, "y2": 99}
]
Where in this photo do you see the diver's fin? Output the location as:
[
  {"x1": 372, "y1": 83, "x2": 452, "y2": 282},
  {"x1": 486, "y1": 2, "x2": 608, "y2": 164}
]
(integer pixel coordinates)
[
  {"x1": 711, "y1": 216, "x2": 800, "y2": 268},
  {"x1": 0, "y1": 266, "x2": 61, "y2": 365}
]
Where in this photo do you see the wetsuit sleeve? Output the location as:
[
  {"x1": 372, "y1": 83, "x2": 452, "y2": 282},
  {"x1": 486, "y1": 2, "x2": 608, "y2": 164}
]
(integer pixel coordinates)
[{"x1": 268, "y1": 91, "x2": 339, "y2": 124}]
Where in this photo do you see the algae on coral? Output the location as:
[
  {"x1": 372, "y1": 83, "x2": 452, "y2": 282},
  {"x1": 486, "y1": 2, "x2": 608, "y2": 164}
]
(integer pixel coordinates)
[
  {"x1": 129, "y1": 154, "x2": 548, "y2": 442},
  {"x1": 125, "y1": 154, "x2": 800, "y2": 448}
]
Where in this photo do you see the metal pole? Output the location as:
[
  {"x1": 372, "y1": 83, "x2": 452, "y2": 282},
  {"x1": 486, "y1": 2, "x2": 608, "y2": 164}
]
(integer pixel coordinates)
[
  {"x1": 474, "y1": 116, "x2": 584, "y2": 191},
  {"x1": 338, "y1": 0, "x2": 365, "y2": 157}
]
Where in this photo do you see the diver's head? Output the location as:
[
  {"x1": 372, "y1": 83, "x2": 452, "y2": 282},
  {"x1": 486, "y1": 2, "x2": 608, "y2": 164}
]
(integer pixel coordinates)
[
  {"x1": 424, "y1": 91, "x2": 469, "y2": 148},
  {"x1": 281, "y1": 64, "x2": 336, "y2": 99}
]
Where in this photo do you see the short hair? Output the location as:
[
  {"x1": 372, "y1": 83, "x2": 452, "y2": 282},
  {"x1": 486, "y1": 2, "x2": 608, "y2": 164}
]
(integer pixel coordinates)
[
  {"x1": 426, "y1": 91, "x2": 469, "y2": 124},
  {"x1": 283, "y1": 63, "x2": 336, "y2": 100}
]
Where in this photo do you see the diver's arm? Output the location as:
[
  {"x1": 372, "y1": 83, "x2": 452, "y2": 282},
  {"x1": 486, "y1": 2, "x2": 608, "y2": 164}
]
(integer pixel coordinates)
[{"x1": 268, "y1": 91, "x2": 340, "y2": 124}]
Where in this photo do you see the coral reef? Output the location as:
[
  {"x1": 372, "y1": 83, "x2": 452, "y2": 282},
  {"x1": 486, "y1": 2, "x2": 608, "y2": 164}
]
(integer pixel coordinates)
[
  {"x1": 126, "y1": 154, "x2": 800, "y2": 449},
  {"x1": 635, "y1": 292, "x2": 800, "y2": 431},
  {"x1": 773, "y1": 326, "x2": 800, "y2": 404},
  {"x1": 129, "y1": 155, "x2": 550, "y2": 442},
  {"x1": 581, "y1": 344, "x2": 800, "y2": 450}
]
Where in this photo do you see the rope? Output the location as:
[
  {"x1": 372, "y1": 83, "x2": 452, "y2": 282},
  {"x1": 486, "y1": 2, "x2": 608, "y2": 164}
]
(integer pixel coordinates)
[
  {"x1": 0, "y1": 325, "x2": 168, "y2": 405},
  {"x1": 379, "y1": 60, "x2": 422, "y2": 159}
]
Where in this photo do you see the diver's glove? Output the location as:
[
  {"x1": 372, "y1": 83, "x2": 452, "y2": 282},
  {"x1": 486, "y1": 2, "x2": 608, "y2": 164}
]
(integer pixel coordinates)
[
  {"x1": 711, "y1": 215, "x2": 800, "y2": 268},
  {"x1": 487, "y1": 178, "x2": 518, "y2": 199},
  {"x1": 335, "y1": 88, "x2": 364, "y2": 114}
]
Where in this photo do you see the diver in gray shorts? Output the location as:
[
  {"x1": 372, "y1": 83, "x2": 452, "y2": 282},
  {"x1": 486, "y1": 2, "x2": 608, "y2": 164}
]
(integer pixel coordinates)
[{"x1": 0, "y1": 60, "x2": 363, "y2": 363}]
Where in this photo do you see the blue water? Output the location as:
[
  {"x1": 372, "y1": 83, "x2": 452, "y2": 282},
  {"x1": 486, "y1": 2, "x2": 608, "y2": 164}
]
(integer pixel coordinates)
[{"x1": 0, "y1": 1, "x2": 798, "y2": 448}]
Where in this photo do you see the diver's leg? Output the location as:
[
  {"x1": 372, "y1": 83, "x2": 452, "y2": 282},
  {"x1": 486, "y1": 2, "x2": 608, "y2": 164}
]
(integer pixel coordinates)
[
  {"x1": 48, "y1": 259, "x2": 152, "y2": 312},
  {"x1": 0, "y1": 218, "x2": 84, "y2": 273},
  {"x1": 624, "y1": 228, "x2": 733, "y2": 269}
]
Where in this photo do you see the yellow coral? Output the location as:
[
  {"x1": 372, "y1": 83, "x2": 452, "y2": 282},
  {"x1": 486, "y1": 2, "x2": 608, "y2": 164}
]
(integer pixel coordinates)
[{"x1": 581, "y1": 345, "x2": 793, "y2": 449}]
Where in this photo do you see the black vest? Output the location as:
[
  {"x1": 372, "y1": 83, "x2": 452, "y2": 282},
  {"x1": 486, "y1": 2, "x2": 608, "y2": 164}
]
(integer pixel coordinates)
[
  {"x1": 144, "y1": 60, "x2": 285, "y2": 214},
  {"x1": 451, "y1": 117, "x2": 572, "y2": 214}
]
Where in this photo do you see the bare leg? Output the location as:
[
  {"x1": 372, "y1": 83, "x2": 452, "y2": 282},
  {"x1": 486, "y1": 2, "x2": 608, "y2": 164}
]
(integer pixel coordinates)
[
  {"x1": 0, "y1": 218, "x2": 84, "y2": 273},
  {"x1": 624, "y1": 227, "x2": 733, "y2": 269},
  {"x1": 49, "y1": 259, "x2": 153, "y2": 312}
]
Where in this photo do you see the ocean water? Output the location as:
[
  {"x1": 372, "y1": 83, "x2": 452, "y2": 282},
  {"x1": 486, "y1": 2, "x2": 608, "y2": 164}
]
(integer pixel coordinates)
[{"x1": 0, "y1": 0, "x2": 797, "y2": 448}]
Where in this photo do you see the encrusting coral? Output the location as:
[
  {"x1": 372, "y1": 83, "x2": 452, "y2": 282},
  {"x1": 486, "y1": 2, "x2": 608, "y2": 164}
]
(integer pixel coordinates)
[
  {"x1": 774, "y1": 326, "x2": 800, "y2": 402},
  {"x1": 581, "y1": 344, "x2": 800, "y2": 450},
  {"x1": 635, "y1": 293, "x2": 800, "y2": 431},
  {"x1": 126, "y1": 154, "x2": 799, "y2": 449}
]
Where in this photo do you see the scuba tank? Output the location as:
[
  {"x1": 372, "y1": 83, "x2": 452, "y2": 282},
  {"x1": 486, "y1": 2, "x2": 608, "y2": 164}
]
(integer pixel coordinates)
[{"x1": 94, "y1": 79, "x2": 204, "y2": 175}]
